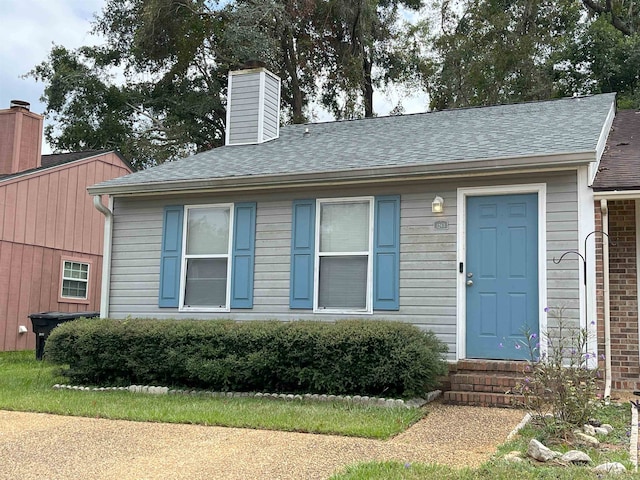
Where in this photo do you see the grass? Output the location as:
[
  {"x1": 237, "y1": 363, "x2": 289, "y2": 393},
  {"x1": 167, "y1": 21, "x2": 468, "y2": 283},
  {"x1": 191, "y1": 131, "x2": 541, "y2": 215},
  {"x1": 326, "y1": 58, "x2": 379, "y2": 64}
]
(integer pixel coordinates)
[
  {"x1": 330, "y1": 402, "x2": 638, "y2": 479},
  {"x1": 0, "y1": 351, "x2": 422, "y2": 439}
]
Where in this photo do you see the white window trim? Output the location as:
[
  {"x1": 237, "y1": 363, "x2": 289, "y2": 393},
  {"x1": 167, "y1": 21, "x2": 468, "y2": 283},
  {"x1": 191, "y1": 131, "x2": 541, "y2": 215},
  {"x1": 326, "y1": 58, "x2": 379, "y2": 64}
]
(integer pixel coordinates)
[
  {"x1": 179, "y1": 203, "x2": 234, "y2": 312},
  {"x1": 313, "y1": 196, "x2": 374, "y2": 314},
  {"x1": 60, "y1": 258, "x2": 91, "y2": 302},
  {"x1": 456, "y1": 183, "x2": 548, "y2": 361}
]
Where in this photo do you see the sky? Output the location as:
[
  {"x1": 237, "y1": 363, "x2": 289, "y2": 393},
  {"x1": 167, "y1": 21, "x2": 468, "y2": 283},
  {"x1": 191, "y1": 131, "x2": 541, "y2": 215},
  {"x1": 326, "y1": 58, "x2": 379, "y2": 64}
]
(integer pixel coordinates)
[
  {"x1": 0, "y1": 0, "x2": 429, "y2": 155},
  {"x1": 0, "y1": 0, "x2": 107, "y2": 153}
]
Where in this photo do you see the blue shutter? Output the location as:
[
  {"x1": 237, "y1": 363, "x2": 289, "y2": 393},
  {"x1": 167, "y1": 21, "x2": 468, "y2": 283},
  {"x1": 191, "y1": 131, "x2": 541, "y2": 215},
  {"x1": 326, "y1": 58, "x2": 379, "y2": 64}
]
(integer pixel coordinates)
[
  {"x1": 231, "y1": 202, "x2": 257, "y2": 308},
  {"x1": 290, "y1": 199, "x2": 316, "y2": 309},
  {"x1": 374, "y1": 195, "x2": 400, "y2": 310},
  {"x1": 159, "y1": 205, "x2": 184, "y2": 307}
]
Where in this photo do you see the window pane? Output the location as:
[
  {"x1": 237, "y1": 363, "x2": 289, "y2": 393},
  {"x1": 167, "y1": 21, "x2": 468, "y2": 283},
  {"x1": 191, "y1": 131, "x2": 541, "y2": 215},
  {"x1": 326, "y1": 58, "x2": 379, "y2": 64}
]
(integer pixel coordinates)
[
  {"x1": 63, "y1": 261, "x2": 89, "y2": 280},
  {"x1": 318, "y1": 256, "x2": 367, "y2": 309},
  {"x1": 320, "y1": 201, "x2": 370, "y2": 252},
  {"x1": 186, "y1": 207, "x2": 230, "y2": 255},
  {"x1": 62, "y1": 280, "x2": 87, "y2": 299},
  {"x1": 184, "y1": 258, "x2": 228, "y2": 307}
]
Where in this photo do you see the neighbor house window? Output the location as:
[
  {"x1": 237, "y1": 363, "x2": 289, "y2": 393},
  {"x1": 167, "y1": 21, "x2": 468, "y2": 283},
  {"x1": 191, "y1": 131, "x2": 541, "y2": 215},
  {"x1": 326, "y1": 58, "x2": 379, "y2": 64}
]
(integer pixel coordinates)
[
  {"x1": 61, "y1": 260, "x2": 90, "y2": 300},
  {"x1": 180, "y1": 204, "x2": 233, "y2": 310},
  {"x1": 315, "y1": 197, "x2": 373, "y2": 313}
]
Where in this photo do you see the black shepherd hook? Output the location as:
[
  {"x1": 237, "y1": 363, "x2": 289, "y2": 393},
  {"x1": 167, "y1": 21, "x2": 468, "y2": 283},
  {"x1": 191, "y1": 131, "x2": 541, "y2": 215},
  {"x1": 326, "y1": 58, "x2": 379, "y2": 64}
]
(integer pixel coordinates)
[
  {"x1": 552, "y1": 230, "x2": 615, "y2": 329},
  {"x1": 553, "y1": 250, "x2": 586, "y2": 285},
  {"x1": 553, "y1": 231, "x2": 615, "y2": 285}
]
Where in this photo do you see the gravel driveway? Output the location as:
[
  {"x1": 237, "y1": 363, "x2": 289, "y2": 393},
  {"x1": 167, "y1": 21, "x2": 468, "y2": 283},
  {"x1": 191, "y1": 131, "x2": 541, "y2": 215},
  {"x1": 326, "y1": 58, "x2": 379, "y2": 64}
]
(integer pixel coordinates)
[{"x1": 0, "y1": 402, "x2": 525, "y2": 480}]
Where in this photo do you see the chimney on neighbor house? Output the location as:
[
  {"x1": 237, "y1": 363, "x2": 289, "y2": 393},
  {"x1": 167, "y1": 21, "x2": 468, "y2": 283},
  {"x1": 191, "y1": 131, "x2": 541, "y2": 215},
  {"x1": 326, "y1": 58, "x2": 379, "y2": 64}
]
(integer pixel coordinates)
[
  {"x1": 225, "y1": 61, "x2": 281, "y2": 146},
  {"x1": 0, "y1": 100, "x2": 44, "y2": 175}
]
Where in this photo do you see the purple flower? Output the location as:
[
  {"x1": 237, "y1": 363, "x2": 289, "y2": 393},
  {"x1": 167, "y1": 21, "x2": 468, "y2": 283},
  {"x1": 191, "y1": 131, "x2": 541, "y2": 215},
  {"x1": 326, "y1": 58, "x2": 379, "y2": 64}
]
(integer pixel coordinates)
[
  {"x1": 499, "y1": 342, "x2": 504, "y2": 348},
  {"x1": 600, "y1": 354, "x2": 606, "y2": 360},
  {"x1": 515, "y1": 344, "x2": 521, "y2": 350},
  {"x1": 544, "y1": 307, "x2": 550, "y2": 313},
  {"x1": 571, "y1": 348, "x2": 577, "y2": 354},
  {"x1": 591, "y1": 320, "x2": 596, "y2": 326},
  {"x1": 525, "y1": 377, "x2": 530, "y2": 383},
  {"x1": 535, "y1": 342, "x2": 540, "y2": 348},
  {"x1": 404, "y1": 462, "x2": 411, "y2": 469},
  {"x1": 530, "y1": 333, "x2": 537, "y2": 340}
]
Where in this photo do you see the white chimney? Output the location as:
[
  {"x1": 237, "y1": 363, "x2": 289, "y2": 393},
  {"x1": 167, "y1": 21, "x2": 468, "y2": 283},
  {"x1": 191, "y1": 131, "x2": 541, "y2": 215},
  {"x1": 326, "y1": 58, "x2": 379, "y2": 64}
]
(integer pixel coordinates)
[{"x1": 225, "y1": 63, "x2": 281, "y2": 146}]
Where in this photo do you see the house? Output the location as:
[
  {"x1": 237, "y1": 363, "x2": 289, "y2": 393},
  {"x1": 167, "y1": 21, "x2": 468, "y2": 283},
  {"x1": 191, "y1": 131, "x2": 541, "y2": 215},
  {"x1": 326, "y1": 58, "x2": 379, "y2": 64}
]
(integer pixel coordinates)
[
  {"x1": 88, "y1": 66, "x2": 616, "y2": 406},
  {"x1": 593, "y1": 110, "x2": 640, "y2": 395},
  {"x1": 0, "y1": 101, "x2": 133, "y2": 351}
]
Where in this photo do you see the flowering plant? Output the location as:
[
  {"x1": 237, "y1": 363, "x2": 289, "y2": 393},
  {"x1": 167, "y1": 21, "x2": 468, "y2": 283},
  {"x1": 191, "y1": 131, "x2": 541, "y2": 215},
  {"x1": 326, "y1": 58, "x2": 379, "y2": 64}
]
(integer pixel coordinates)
[{"x1": 514, "y1": 306, "x2": 601, "y2": 435}]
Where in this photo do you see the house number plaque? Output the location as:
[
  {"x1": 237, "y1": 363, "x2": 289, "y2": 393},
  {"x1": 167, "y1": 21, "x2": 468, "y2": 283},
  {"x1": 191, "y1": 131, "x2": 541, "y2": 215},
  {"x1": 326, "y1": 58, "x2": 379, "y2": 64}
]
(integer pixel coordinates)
[{"x1": 434, "y1": 220, "x2": 449, "y2": 230}]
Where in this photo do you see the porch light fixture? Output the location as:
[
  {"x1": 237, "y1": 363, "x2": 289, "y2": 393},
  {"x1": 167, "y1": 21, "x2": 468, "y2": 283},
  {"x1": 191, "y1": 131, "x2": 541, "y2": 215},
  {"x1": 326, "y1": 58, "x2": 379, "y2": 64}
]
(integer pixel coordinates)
[{"x1": 432, "y1": 195, "x2": 444, "y2": 214}]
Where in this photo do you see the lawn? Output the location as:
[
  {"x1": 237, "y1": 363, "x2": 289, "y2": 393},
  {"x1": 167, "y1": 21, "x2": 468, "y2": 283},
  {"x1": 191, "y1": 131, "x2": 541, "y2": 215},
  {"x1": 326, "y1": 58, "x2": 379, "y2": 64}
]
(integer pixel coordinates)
[{"x1": 0, "y1": 351, "x2": 422, "y2": 439}]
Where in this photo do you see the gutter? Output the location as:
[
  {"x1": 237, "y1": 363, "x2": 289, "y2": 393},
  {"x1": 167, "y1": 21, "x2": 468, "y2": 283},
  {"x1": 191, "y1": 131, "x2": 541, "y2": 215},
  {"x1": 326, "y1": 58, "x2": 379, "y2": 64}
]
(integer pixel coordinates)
[
  {"x1": 601, "y1": 199, "x2": 612, "y2": 401},
  {"x1": 88, "y1": 150, "x2": 597, "y2": 197},
  {"x1": 594, "y1": 190, "x2": 640, "y2": 200},
  {"x1": 92, "y1": 195, "x2": 113, "y2": 318}
]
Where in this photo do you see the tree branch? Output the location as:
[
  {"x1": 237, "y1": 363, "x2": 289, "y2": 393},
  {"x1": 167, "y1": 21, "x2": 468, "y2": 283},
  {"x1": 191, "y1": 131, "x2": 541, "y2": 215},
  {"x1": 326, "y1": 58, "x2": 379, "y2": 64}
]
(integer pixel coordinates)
[{"x1": 581, "y1": 0, "x2": 633, "y2": 35}]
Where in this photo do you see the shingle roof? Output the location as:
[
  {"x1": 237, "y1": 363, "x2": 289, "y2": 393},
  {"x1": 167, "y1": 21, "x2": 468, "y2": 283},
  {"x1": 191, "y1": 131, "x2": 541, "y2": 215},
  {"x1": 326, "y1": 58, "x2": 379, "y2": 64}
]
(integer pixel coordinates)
[
  {"x1": 89, "y1": 93, "x2": 616, "y2": 194},
  {"x1": 592, "y1": 109, "x2": 640, "y2": 191},
  {"x1": 0, "y1": 149, "x2": 127, "y2": 183},
  {"x1": 41, "y1": 149, "x2": 111, "y2": 168}
]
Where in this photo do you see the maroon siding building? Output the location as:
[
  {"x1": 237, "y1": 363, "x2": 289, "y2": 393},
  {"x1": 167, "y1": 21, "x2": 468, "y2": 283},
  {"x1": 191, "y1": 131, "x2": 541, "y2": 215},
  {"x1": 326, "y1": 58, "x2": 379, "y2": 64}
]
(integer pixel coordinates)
[{"x1": 0, "y1": 101, "x2": 132, "y2": 351}]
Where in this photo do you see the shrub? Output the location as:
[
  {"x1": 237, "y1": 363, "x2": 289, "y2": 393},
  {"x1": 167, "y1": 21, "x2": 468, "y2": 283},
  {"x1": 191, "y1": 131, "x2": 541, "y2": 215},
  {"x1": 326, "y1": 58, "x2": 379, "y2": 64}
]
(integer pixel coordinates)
[
  {"x1": 45, "y1": 318, "x2": 448, "y2": 398},
  {"x1": 514, "y1": 307, "x2": 601, "y2": 436}
]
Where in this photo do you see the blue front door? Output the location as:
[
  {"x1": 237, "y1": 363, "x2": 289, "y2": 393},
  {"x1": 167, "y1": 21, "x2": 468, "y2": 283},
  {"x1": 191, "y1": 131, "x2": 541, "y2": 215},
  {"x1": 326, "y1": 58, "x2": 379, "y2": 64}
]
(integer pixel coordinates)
[{"x1": 466, "y1": 194, "x2": 539, "y2": 360}]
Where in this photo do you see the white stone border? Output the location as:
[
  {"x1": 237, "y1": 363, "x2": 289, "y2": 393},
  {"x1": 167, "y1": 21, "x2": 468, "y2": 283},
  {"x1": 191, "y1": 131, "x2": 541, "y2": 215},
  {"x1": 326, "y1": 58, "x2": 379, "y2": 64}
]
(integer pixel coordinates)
[
  {"x1": 52, "y1": 384, "x2": 442, "y2": 410},
  {"x1": 506, "y1": 413, "x2": 532, "y2": 441}
]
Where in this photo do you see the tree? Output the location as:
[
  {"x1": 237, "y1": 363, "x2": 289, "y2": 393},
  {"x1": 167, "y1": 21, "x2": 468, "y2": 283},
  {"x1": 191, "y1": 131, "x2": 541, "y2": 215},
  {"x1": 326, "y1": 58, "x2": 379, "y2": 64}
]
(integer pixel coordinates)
[
  {"x1": 428, "y1": 0, "x2": 582, "y2": 110},
  {"x1": 560, "y1": 17, "x2": 640, "y2": 108},
  {"x1": 581, "y1": 0, "x2": 639, "y2": 36},
  {"x1": 316, "y1": 0, "x2": 431, "y2": 118},
  {"x1": 31, "y1": 0, "x2": 434, "y2": 165}
]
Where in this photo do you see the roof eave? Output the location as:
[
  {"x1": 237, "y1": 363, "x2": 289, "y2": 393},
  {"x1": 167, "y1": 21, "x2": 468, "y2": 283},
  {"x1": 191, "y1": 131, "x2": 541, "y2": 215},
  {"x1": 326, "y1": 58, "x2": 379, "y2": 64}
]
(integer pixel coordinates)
[{"x1": 88, "y1": 150, "x2": 596, "y2": 197}]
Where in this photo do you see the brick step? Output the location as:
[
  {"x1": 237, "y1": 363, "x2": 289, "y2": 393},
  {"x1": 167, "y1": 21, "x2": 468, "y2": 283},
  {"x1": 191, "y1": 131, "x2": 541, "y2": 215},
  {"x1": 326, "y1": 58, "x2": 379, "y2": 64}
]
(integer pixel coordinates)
[
  {"x1": 450, "y1": 372, "x2": 525, "y2": 392},
  {"x1": 443, "y1": 390, "x2": 526, "y2": 408},
  {"x1": 455, "y1": 359, "x2": 529, "y2": 373}
]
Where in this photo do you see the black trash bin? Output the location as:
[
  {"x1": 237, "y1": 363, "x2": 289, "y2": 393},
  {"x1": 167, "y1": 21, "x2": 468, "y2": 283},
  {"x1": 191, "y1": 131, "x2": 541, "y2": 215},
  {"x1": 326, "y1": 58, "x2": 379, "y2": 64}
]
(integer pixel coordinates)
[{"x1": 28, "y1": 311, "x2": 100, "y2": 360}]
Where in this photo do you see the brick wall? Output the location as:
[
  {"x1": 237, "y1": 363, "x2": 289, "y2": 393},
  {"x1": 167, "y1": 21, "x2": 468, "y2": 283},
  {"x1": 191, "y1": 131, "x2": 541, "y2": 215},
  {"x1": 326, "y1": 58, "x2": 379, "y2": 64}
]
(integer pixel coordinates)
[{"x1": 595, "y1": 200, "x2": 640, "y2": 392}]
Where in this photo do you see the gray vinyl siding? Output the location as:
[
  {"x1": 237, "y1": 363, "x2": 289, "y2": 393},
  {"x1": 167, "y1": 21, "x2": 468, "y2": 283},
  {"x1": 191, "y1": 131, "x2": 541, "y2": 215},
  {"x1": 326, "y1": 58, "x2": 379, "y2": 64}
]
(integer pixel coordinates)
[
  {"x1": 262, "y1": 73, "x2": 279, "y2": 141},
  {"x1": 227, "y1": 72, "x2": 261, "y2": 145},
  {"x1": 108, "y1": 171, "x2": 580, "y2": 359}
]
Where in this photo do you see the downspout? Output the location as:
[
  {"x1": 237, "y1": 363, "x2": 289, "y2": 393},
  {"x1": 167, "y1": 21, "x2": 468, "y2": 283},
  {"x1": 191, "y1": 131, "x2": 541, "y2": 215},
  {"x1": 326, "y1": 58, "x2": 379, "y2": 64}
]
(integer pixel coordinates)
[
  {"x1": 601, "y1": 199, "x2": 612, "y2": 400},
  {"x1": 93, "y1": 195, "x2": 113, "y2": 318}
]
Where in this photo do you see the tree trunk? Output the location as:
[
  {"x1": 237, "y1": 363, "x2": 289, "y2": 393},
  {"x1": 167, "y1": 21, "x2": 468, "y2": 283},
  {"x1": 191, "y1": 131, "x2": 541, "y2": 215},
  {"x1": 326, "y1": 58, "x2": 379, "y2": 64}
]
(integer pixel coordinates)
[
  {"x1": 362, "y1": 51, "x2": 374, "y2": 117},
  {"x1": 281, "y1": 26, "x2": 306, "y2": 124}
]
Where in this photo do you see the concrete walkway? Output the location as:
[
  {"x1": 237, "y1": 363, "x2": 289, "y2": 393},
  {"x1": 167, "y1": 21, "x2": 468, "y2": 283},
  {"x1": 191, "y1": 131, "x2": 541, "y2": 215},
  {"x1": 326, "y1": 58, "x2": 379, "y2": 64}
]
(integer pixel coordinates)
[{"x1": 0, "y1": 403, "x2": 525, "y2": 480}]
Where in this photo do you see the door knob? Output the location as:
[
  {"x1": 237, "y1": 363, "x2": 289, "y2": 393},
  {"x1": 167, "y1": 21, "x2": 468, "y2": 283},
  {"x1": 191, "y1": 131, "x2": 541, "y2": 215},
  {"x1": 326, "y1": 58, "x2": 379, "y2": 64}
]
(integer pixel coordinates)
[{"x1": 466, "y1": 280, "x2": 473, "y2": 286}]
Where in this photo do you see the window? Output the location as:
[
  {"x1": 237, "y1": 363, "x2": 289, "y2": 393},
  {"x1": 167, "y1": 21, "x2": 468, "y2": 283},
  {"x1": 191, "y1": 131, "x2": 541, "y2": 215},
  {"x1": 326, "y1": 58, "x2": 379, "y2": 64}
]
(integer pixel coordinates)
[
  {"x1": 315, "y1": 198, "x2": 373, "y2": 313},
  {"x1": 180, "y1": 205, "x2": 233, "y2": 310},
  {"x1": 61, "y1": 260, "x2": 90, "y2": 300}
]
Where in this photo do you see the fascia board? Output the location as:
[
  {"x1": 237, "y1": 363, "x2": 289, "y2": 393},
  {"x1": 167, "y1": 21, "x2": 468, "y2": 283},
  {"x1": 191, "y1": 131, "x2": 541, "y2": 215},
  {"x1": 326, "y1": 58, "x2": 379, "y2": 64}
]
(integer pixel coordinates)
[{"x1": 87, "y1": 150, "x2": 596, "y2": 197}]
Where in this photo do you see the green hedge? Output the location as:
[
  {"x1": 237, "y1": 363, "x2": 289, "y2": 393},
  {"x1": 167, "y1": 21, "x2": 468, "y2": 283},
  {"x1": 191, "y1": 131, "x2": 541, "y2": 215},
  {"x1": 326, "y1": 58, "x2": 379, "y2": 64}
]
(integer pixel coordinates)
[{"x1": 45, "y1": 318, "x2": 448, "y2": 398}]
